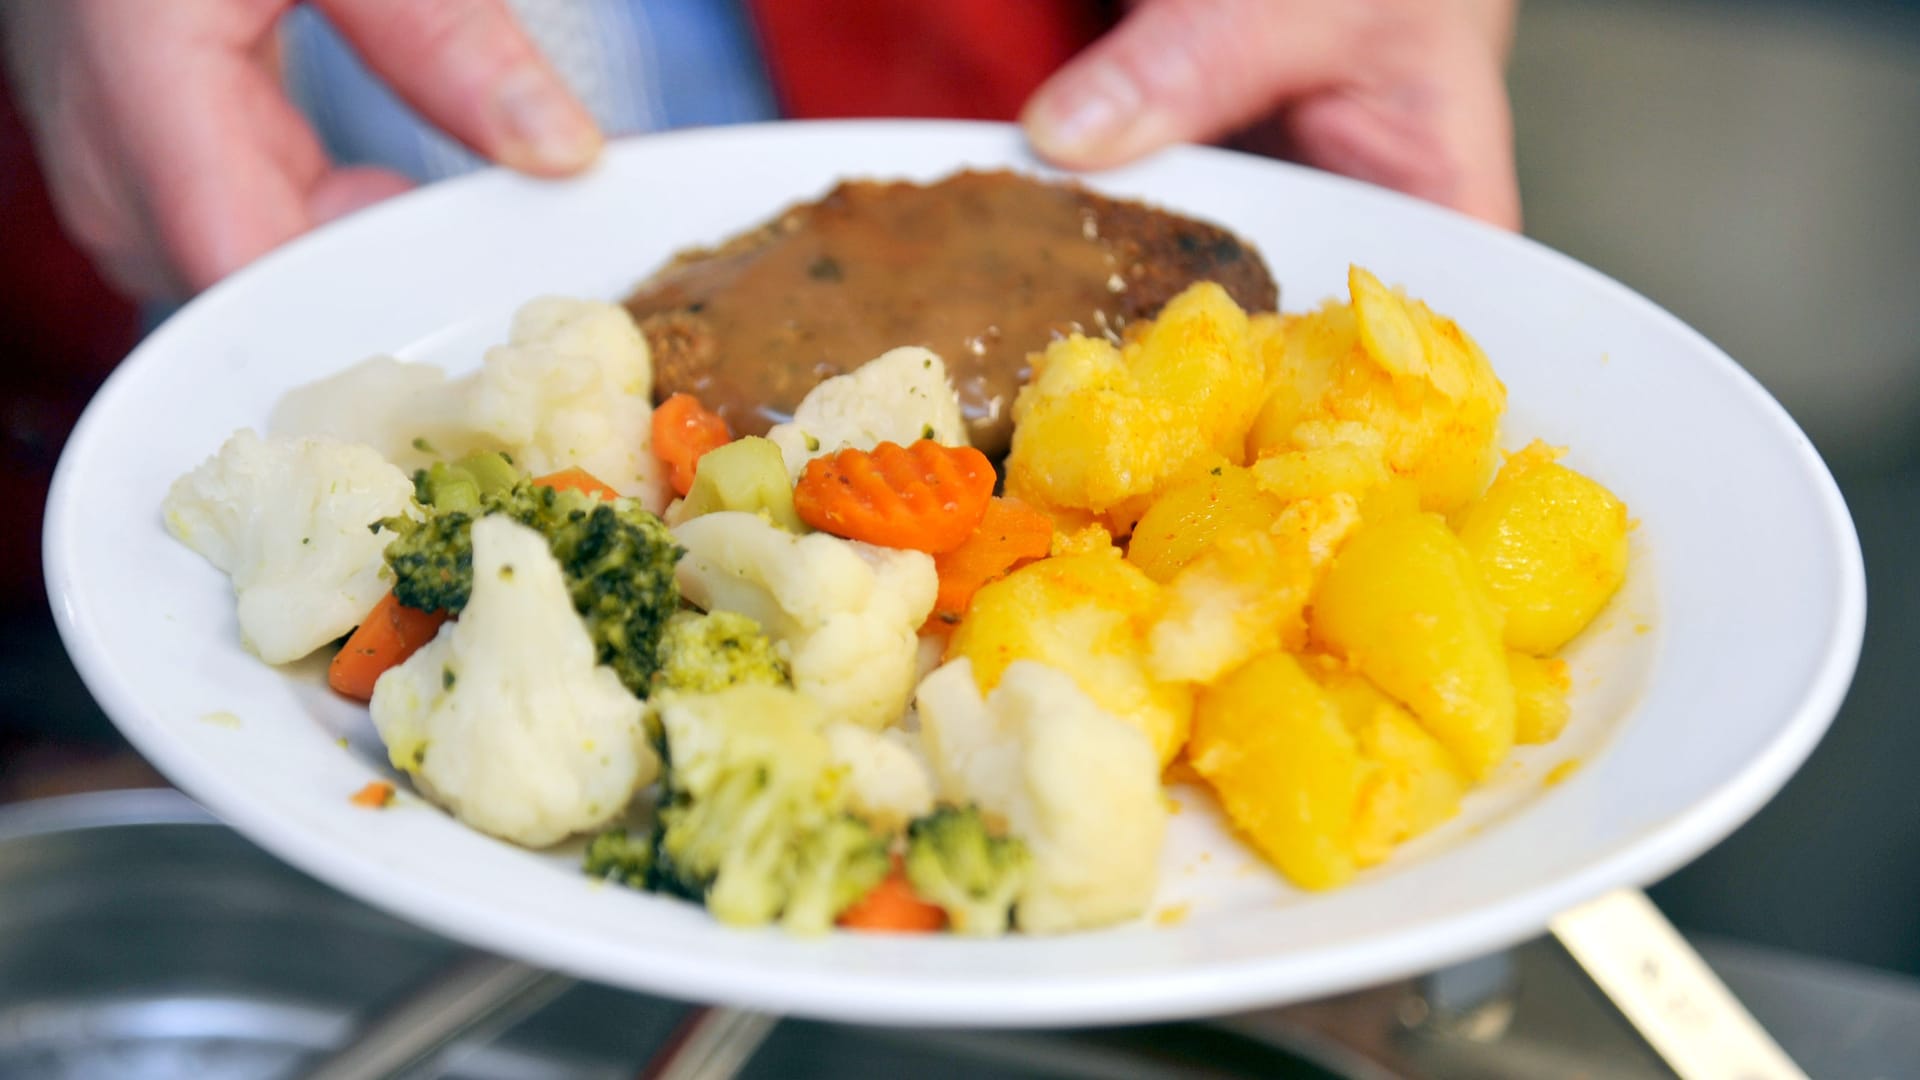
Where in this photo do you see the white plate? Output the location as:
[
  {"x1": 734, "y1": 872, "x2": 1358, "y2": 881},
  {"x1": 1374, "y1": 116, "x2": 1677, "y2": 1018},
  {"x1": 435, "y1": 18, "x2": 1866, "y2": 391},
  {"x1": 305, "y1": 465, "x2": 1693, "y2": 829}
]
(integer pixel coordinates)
[{"x1": 46, "y1": 120, "x2": 1864, "y2": 1028}]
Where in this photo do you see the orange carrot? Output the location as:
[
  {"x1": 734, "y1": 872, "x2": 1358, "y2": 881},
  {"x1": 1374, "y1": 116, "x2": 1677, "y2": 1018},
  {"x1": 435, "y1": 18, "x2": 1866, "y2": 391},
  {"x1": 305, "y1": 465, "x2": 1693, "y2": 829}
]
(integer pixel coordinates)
[
  {"x1": 837, "y1": 860, "x2": 948, "y2": 933},
  {"x1": 350, "y1": 780, "x2": 396, "y2": 808},
  {"x1": 328, "y1": 592, "x2": 450, "y2": 701},
  {"x1": 794, "y1": 441, "x2": 995, "y2": 553},
  {"x1": 652, "y1": 393, "x2": 731, "y2": 497},
  {"x1": 533, "y1": 467, "x2": 620, "y2": 500},
  {"x1": 924, "y1": 497, "x2": 1054, "y2": 631}
]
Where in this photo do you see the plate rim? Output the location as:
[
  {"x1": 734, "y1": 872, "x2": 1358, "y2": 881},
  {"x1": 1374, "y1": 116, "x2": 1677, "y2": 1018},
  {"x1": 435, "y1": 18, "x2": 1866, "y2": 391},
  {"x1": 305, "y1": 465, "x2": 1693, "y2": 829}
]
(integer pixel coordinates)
[{"x1": 43, "y1": 118, "x2": 1868, "y2": 1027}]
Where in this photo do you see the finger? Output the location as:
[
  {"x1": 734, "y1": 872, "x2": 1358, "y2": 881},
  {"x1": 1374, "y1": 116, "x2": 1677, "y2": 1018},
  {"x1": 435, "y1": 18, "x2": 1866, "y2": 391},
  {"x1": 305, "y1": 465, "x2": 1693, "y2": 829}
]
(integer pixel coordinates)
[
  {"x1": 316, "y1": 0, "x2": 601, "y2": 176},
  {"x1": 308, "y1": 166, "x2": 416, "y2": 226},
  {"x1": 1287, "y1": 39, "x2": 1520, "y2": 230},
  {"x1": 1022, "y1": 0, "x2": 1362, "y2": 169}
]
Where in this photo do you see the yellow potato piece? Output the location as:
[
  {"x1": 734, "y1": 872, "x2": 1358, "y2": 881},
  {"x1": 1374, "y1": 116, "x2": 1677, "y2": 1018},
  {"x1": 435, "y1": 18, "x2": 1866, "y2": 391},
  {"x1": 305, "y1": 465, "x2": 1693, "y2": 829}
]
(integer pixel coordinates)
[
  {"x1": 1190, "y1": 652, "x2": 1361, "y2": 891},
  {"x1": 1311, "y1": 513, "x2": 1516, "y2": 780},
  {"x1": 1244, "y1": 267, "x2": 1507, "y2": 514},
  {"x1": 1456, "y1": 441, "x2": 1631, "y2": 655},
  {"x1": 948, "y1": 551, "x2": 1193, "y2": 765},
  {"x1": 1006, "y1": 283, "x2": 1266, "y2": 525},
  {"x1": 1127, "y1": 456, "x2": 1283, "y2": 584},
  {"x1": 1148, "y1": 530, "x2": 1312, "y2": 684},
  {"x1": 1510, "y1": 651, "x2": 1574, "y2": 744},
  {"x1": 1308, "y1": 658, "x2": 1467, "y2": 866}
]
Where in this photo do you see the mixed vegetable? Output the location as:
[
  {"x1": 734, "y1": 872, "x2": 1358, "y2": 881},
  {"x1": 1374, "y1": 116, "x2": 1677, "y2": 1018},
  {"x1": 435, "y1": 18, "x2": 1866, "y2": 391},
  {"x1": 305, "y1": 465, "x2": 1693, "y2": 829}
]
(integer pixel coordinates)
[{"x1": 162, "y1": 266, "x2": 1631, "y2": 936}]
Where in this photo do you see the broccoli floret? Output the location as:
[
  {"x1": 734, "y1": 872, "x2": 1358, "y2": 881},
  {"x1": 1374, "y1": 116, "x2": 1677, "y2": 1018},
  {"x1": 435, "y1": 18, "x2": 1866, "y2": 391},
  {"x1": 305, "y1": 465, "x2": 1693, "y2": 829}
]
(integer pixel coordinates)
[
  {"x1": 904, "y1": 805, "x2": 1031, "y2": 936},
  {"x1": 652, "y1": 610, "x2": 790, "y2": 695},
  {"x1": 413, "y1": 451, "x2": 520, "y2": 514},
  {"x1": 649, "y1": 685, "x2": 890, "y2": 933},
  {"x1": 583, "y1": 827, "x2": 653, "y2": 889},
  {"x1": 380, "y1": 478, "x2": 683, "y2": 695}
]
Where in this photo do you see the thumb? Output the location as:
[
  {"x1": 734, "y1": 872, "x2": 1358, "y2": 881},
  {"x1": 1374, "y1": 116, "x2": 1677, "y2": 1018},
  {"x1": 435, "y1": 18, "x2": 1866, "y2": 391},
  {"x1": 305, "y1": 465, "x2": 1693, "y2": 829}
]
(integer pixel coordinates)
[{"x1": 1022, "y1": 0, "x2": 1356, "y2": 170}]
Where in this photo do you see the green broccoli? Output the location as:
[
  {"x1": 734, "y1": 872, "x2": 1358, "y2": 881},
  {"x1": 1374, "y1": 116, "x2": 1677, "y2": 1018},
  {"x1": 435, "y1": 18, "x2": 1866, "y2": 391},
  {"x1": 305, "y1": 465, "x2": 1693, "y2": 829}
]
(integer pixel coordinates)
[
  {"x1": 412, "y1": 451, "x2": 521, "y2": 514},
  {"x1": 649, "y1": 684, "x2": 890, "y2": 933},
  {"x1": 583, "y1": 827, "x2": 652, "y2": 889},
  {"x1": 379, "y1": 476, "x2": 682, "y2": 695},
  {"x1": 904, "y1": 806, "x2": 1031, "y2": 936},
  {"x1": 651, "y1": 610, "x2": 790, "y2": 695}
]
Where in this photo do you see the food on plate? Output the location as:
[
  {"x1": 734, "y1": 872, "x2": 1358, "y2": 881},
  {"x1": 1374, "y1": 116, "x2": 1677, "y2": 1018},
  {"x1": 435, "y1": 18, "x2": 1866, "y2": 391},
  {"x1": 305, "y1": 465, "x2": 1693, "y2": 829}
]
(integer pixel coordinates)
[
  {"x1": 650, "y1": 684, "x2": 891, "y2": 933},
  {"x1": 369, "y1": 515, "x2": 656, "y2": 847},
  {"x1": 765, "y1": 346, "x2": 970, "y2": 479},
  {"x1": 163, "y1": 429, "x2": 415, "y2": 664},
  {"x1": 167, "y1": 182, "x2": 1634, "y2": 937},
  {"x1": 271, "y1": 297, "x2": 667, "y2": 509},
  {"x1": 946, "y1": 548, "x2": 1195, "y2": 767},
  {"x1": 793, "y1": 440, "x2": 997, "y2": 553},
  {"x1": 1455, "y1": 440, "x2": 1632, "y2": 655},
  {"x1": 1004, "y1": 282, "x2": 1270, "y2": 530},
  {"x1": 1310, "y1": 512, "x2": 1515, "y2": 781},
  {"x1": 672, "y1": 511, "x2": 936, "y2": 732},
  {"x1": 900, "y1": 806, "x2": 1032, "y2": 936},
  {"x1": 377, "y1": 457, "x2": 681, "y2": 696},
  {"x1": 627, "y1": 170, "x2": 1277, "y2": 457},
  {"x1": 916, "y1": 659, "x2": 1165, "y2": 933}
]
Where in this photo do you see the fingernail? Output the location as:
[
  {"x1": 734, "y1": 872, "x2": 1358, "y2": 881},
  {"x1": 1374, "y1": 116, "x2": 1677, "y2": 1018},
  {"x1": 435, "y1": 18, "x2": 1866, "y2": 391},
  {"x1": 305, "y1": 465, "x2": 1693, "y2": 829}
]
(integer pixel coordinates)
[
  {"x1": 1025, "y1": 62, "x2": 1143, "y2": 162},
  {"x1": 493, "y1": 66, "x2": 602, "y2": 173}
]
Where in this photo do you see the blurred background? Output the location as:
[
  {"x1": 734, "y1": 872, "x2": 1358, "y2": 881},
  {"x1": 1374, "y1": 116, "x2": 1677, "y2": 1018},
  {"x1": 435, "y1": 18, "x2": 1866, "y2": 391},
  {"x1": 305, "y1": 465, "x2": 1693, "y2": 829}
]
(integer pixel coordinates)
[{"x1": 1, "y1": 0, "x2": 1917, "y2": 1074}]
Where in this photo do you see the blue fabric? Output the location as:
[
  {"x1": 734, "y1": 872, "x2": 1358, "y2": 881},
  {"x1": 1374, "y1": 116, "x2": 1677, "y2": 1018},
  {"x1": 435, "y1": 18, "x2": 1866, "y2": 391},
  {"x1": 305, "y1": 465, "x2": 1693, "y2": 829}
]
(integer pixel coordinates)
[{"x1": 281, "y1": 0, "x2": 781, "y2": 184}]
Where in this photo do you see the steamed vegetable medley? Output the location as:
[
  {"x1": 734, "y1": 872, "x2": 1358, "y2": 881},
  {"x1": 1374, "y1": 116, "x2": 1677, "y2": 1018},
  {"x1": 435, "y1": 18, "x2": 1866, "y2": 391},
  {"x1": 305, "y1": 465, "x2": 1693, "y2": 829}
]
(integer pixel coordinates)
[{"x1": 164, "y1": 266, "x2": 1630, "y2": 936}]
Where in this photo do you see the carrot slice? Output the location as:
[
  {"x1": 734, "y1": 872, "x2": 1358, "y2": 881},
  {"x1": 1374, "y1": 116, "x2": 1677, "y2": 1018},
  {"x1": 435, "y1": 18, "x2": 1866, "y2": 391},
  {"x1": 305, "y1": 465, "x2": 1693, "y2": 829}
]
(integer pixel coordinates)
[
  {"x1": 837, "y1": 860, "x2": 948, "y2": 933},
  {"x1": 652, "y1": 393, "x2": 732, "y2": 497},
  {"x1": 328, "y1": 591, "x2": 450, "y2": 701},
  {"x1": 924, "y1": 497, "x2": 1054, "y2": 631},
  {"x1": 794, "y1": 441, "x2": 995, "y2": 553},
  {"x1": 533, "y1": 467, "x2": 620, "y2": 500},
  {"x1": 350, "y1": 780, "x2": 396, "y2": 808}
]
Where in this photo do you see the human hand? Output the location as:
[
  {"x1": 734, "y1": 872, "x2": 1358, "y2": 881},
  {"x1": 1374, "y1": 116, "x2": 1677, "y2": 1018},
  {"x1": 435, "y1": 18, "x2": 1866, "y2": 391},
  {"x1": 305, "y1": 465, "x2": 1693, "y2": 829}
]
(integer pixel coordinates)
[
  {"x1": 0, "y1": 0, "x2": 601, "y2": 301},
  {"x1": 1021, "y1": 0, "x2": 1520, "y2": 230}
]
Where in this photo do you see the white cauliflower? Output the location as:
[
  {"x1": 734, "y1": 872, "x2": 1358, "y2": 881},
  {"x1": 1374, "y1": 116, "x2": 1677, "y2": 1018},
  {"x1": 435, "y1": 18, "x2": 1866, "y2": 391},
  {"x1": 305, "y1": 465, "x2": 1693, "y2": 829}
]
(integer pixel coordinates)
[
  {"x1": 162, "y1": 429, "x2": 414, "y2": 664},
  {"x1": 271, "y1": 297, "x2": 666, "y2": 508},
  {"x1": 266, "y1": 355, "x2": 452, "y2": 471},
  {"x1": 671, "y1": 511, "x2": 936, "y2": 730},
  {"x1": 825, "y1": 723, "x2": 935, "y2": 832},
  {"x1": 369, "y1": 516, "x2": 654, "y2": 847},
  {"x1": 915, "y1": 658, "x2": 1166, "y2": 934},
  {"x1": 767, "y1": 346, "x2": 968, "y2": 478}
]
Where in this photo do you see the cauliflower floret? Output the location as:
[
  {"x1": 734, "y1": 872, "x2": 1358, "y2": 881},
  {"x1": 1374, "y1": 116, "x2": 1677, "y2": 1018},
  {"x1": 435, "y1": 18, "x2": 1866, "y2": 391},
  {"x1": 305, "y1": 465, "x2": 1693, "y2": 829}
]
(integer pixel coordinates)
[
  {"x1": 369, "y1": 516, "x2": 654, "y2": 847},
  {"x1": 271, "y1": 297, "x2": 666, "y2": 509},
  {"x1": 825, "y1": 723, "x2": 934, "y2": 832},
  {"x1": 766, "y1": 346, "x2": 968, "y2": 479},
  {"x1": 162, "y1": 429, "x2": 414, "y2": 664},
  {"x1": 672, "y1": 511, "x2": 936, "y2": 730},
  {"x1": 915, "y1": 658, "x2": 1166, "y2": 934}
]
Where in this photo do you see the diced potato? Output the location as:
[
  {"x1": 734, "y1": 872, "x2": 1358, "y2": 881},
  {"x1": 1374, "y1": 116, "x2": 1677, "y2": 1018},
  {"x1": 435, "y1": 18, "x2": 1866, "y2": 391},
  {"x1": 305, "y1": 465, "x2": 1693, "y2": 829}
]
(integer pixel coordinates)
[
  {"x1": 1148, "y1": 530, "x2": 1312, "y2": 683},
  {"x1": 1006, "y1": 283, "x2": 1265, "y2": 524},
  {"x1": 1126, "y1": 455, "x2": 1283, "y2": 583},
  {"x1": 1510, "y1": 651, "x2": 1574, "y2": 744},
  {"x1": 1268, "y1": 493, "x2": 1364, "y2": 580},
  {"x1": 1311, "y1": 659, "x2": 1467, "y2": 866},
  {"x1": 1245, "y1": 267, "x2": 1507, "y2": 514},
  {"x1": 1311, "y1": 513, "x2": 1515, "y2": 780},
  {"x1": 1455, "y1": 441, "x2": 1630, "y2": 655},
  {"x1": 947, "y1": 551, "x2": 1193, "y2": 765},
  {"x1": 1190, "y1": 652, "x2": 1361, "y2": 890}
]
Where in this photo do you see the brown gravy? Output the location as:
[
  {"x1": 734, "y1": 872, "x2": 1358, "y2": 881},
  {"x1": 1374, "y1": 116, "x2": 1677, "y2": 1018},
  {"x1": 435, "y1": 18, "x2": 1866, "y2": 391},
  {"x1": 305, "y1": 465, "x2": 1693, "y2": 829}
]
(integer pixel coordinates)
[{"x1": 625, "y1": 170, "x2": 1277, "y2": 458}]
